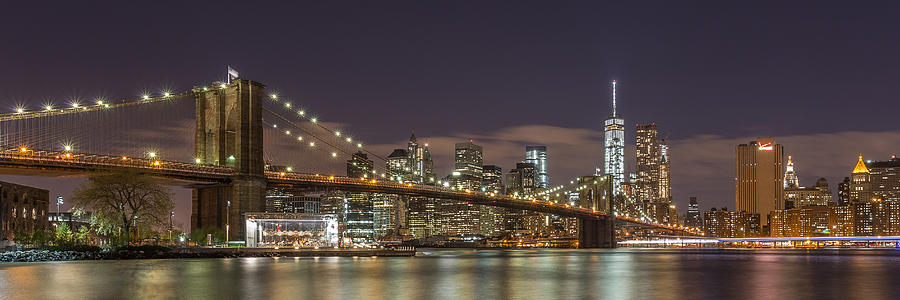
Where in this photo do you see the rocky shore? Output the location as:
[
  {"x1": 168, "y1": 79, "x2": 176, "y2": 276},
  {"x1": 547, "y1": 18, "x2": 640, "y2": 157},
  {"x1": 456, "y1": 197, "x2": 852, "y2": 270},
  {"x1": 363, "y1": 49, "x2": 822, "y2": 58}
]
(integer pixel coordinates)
[{"x1": 0, "y1": 250, "x2": 104, "y2": 262}]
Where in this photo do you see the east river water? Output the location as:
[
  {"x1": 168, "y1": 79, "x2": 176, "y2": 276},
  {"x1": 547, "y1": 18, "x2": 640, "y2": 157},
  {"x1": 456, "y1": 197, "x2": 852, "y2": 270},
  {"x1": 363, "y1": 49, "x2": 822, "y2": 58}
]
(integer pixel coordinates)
[{"x1": 1, "y1": 248, "x2": 899, "y2": 299}]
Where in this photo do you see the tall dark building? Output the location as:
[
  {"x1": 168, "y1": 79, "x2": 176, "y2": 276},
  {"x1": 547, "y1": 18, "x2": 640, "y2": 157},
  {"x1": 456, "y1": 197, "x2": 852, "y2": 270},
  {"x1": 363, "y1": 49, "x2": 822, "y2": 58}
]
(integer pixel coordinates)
[
  {"x1": 347, "y1": 151, "x2": 374, "y2": 178},
  {"x1": 838, "y1": 177, "x2": 851, "y2": 206},
  {"x1": 482, "y1": 165, "x2": 504, "y2": 193},
  {"x1": 685, "y1": 197, "x2": 702, "y2": 228}
]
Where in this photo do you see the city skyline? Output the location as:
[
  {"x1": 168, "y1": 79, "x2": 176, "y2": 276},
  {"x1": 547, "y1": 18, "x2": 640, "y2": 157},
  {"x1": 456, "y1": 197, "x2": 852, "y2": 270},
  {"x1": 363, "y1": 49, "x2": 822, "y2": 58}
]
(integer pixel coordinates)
[{"x1": 1, "y1": 2, "x2": 900, "y2": 222}]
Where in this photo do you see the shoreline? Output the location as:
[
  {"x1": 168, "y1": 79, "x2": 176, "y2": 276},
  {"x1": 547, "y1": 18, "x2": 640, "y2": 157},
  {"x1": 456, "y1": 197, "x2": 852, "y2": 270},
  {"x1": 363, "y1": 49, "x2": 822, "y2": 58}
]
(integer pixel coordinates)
[{"x1": 0, "y1": 247, "x2": 416, "y2": 262}]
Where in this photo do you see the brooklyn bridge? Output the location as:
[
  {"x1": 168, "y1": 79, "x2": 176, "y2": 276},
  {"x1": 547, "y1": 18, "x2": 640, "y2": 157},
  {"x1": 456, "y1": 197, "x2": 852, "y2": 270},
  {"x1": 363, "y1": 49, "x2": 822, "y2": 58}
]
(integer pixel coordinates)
[{"x1": 0, "y1": 78, "x2": 701, "y2": 248}]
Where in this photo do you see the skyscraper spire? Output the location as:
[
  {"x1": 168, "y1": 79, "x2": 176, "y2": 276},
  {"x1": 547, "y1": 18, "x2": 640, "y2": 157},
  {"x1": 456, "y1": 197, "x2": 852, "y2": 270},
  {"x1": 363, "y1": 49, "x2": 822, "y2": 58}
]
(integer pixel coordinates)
[{"x1": 611, "y1": 79, "x2": 617, "y2": 116}]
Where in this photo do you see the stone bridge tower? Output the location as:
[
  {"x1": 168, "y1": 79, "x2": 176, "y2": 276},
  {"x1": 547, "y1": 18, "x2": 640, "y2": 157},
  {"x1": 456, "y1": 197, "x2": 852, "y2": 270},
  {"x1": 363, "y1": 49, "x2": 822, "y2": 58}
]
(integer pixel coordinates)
[{"x1": 191, "y1": 79, "x2": 267, "y2": 241}]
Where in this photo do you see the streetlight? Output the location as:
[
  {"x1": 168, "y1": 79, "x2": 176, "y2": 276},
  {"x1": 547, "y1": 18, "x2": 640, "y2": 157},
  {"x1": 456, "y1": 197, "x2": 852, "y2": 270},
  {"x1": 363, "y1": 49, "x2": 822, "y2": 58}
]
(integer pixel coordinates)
[
  {"x1": 225, "y1": 200, "x2": 231, "y2": 246},
  {"x1": 169, "y1": 211, "x2": 174, "y2": 244},
  {"x1": 56, "y1": 196, "x2": 63, "y2": 221}
]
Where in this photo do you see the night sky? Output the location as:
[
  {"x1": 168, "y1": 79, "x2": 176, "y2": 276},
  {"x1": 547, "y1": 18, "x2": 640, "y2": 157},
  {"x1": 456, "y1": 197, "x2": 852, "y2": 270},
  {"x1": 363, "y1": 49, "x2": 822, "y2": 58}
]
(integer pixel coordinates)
[{"x1": 2, "y1": 2, "x2": 900, "y2": 229}]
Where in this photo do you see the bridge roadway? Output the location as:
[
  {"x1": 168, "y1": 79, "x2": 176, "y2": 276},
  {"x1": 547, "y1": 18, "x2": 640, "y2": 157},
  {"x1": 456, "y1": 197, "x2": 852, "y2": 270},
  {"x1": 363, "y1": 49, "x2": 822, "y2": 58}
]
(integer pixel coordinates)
[{"x1": 0, "y1": 148, "x2": 699, "y2": 235}]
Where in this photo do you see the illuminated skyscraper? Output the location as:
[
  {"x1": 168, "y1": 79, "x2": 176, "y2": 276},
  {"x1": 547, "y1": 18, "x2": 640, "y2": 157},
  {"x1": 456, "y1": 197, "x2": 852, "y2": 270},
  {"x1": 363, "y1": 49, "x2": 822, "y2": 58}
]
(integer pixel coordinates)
[
  {"x1": 866, "y1": 156, "x2": 900, "y2": 202},
  {"x1": 783, "y1": 155, "x2": 799, "y2": 188},
  {"x1": 407, "y1": 132, "x2": 425, "y2": 183},
  {"x1": 850, "y1": 155, "x2": 872, "y2": 203},
  {"x1": 441, "y1": 140, "x2": 484, "y2": 235},
  {"x1": 603, "y1": 80, "x2": 625, "y2": 195},
  {"x1": 735, "y1": 137, "x2": 785, "y2": 221},
  {"x1": 635, "y1": 124, "x2": 660, "y2": 202},
  {"x1": 659, "y1": 138, "x2": 671, "y2": 203},
  {"x1": 454, "y1": 140, "x2": 484, "y2": 182},
  {"x1": 525, "y1": 145, "x2": 549, "y2": 189}
]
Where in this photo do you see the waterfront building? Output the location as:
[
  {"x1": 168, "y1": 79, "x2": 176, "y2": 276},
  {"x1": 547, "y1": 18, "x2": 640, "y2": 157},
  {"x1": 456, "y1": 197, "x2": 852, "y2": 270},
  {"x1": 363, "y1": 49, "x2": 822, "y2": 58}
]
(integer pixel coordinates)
[
  {"x1": 769, "y1": 206, "x2": 830, "y2": 237},
  {"x1": 244, "y1": 213, "x2": 338, "y2": 248},
  {"x1": 849, "y1": 155, "x2": 872, "y2": 203},
  {"x1": 735, "y1": 137, "x2": 785, "y2": 225},
  {"x1": 406, "y1": 197, "x2": 437, "y2": 238},
  {"x1": 373, "y1": 194, "x2": 405, "y2": 239},
  {"x1": 828, "y1": 205, "x2": 855, "y2": 237},
  {"x1": 525, "y1": 146, "x2": 549, "y2": 189},
  {"x1": 635, "y1": 123, "x2": 660, "y2": 203},
  {"x1": 872, "y1": 198, "x2": 900, "y2": 235},
  {"x1": 344, "y1": 192, "x2": 374, "y2": 243},
  {"x1": 784, "y1": 178, "x2": 832, "y2": 209},
  {"x1": 854, "y1": 201, "x2": 874, "y2": 236},
  {"x1": 0, "y1": 181, "x2": 49, "y2": 244},
  {"x1": 853, "y1": 197, "x2": 900, "y2": 236},
  {"x1": 685, "y1": 197, "x2": 703, "y2": 228},
  {"x1": 703, "y1": 207, "x2": 750, "y2": 238},
  {"x1": 602, "y1": 80, "x2": 625, "y2": 195}
]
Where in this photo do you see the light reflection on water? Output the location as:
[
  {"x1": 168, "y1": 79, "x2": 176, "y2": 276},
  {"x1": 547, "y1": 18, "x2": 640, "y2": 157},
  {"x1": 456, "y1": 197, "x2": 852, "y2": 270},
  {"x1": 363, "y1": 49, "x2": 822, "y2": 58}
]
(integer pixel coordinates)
[{"x1": 1, "y1": 249, "x2": 899, "y2": 299}]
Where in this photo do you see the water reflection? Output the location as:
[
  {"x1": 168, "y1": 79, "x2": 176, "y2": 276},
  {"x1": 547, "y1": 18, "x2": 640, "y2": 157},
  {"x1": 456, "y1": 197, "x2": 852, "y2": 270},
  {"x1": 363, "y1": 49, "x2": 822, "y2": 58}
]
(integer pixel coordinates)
[{"x1": 1, "y1": 249, "x2": 899, "y2": 299}]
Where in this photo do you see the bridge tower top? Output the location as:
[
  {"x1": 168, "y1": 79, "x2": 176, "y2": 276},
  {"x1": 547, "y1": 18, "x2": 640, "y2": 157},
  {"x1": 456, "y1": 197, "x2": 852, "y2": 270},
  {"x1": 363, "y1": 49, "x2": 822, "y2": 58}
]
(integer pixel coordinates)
[{"x1": 193, "y1": 79, "x2": 266, "y2": 176}]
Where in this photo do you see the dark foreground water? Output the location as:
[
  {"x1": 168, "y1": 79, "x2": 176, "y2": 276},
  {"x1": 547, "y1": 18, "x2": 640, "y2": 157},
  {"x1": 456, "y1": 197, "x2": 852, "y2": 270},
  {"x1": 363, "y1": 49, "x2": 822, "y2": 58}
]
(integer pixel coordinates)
[{"x1": 2, "y1": 248, "x2": 900, "y2": 299}]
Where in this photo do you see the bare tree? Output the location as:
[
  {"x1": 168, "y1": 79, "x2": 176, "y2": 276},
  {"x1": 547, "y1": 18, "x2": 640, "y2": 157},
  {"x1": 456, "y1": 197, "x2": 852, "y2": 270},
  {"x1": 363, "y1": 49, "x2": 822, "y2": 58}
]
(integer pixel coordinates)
[{"x1": 71, "y1": 171, "x2": 174, "y2": 245}]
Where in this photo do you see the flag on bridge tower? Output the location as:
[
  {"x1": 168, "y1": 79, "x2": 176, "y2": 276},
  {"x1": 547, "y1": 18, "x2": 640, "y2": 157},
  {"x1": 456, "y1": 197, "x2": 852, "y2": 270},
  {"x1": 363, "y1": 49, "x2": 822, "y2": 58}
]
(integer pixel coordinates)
[{"x1": 226, "y1": 66, "x2": 239, "y2": 84}]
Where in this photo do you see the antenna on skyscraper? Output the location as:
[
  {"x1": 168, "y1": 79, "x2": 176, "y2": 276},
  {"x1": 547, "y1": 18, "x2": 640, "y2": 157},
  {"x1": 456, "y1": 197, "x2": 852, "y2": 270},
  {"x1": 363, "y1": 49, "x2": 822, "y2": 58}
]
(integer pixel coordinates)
[{"x1": 611, "y1": 79, "x2": 617, "y2": 115}]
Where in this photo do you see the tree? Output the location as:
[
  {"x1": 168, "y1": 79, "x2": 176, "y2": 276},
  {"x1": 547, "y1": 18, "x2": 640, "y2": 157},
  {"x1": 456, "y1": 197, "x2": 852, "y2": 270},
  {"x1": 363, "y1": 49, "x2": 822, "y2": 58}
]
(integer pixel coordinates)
[
  {"x1": 71, "y1": 171, "x2": 174, "y2": 245},
  {"x1": 54, "y1": 222, "x2": 74, "y2": 245}
]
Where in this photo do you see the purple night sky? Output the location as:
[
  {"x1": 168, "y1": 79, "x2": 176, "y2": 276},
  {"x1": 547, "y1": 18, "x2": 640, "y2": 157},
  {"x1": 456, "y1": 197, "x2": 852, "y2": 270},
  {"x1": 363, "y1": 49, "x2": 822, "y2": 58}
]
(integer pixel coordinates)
[{"x1": 1, "y1": 2, "x2": 899, "y2": 230}]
